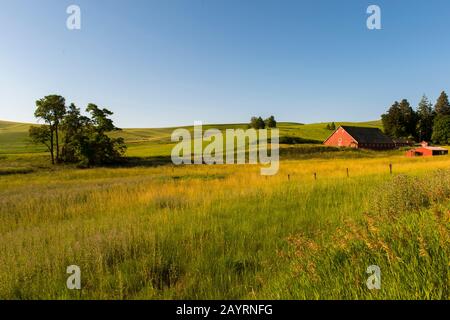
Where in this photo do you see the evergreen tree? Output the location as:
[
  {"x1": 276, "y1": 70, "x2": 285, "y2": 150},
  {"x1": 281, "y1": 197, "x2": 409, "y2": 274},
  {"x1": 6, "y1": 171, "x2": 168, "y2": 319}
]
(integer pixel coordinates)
[
  {"x1": 416, "y1": 95, "x2": 435, "y2": 142},
  {"x1": 434, "y1": 91, "x2": 450, "y2": 116},
  {"x1": 382, "y1": 101, "x2": 402, "y2": 138},
  {"x1": 431, "y1": 115, "x2": 450, "y2": 144},
  {"x1": 382, "y1": 99, "x2": 417, "y2": 139},
  {"x1": 398, "y1": 99, "x2": 417, "y2": 138}
]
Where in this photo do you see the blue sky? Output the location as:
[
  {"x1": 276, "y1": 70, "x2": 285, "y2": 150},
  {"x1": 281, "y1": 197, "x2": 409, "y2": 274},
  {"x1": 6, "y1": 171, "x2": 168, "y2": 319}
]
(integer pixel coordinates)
[{"x1": 1, "y1": 0, "x2": 450, "y2": 128}]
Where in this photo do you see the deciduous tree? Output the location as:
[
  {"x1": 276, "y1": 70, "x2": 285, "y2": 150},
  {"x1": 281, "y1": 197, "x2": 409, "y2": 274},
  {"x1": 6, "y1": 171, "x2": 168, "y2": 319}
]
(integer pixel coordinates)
[
  {"x1": 34, "y1": 95, "x2": 66, "y2": 163},
  {"x1": 264, "y1": 116, "x2": 277, "y2": 128},
  {"x1": 29, "y1": 126, "x2": 54, "y2": 163}
]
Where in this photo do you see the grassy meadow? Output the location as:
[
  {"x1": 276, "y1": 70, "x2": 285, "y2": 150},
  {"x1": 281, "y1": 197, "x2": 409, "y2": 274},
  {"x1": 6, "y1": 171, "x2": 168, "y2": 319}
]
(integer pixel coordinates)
[{"x1": 0, "y1": 119, "x2": 449, "y2": 299}]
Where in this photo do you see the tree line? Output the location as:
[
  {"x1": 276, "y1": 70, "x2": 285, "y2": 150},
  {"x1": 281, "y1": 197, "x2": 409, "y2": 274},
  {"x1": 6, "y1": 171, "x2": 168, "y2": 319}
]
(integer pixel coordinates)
[
  {"x1": 325, "y1": 122, "x2": 336, "y2": 131},
  {"x1": 29, "y1": 95, "x2": 126, "y2": 166},
  {"x1": 249, "y1": 116, "x2": 277, "y2": 129},
  {"x1": 381, "y1": 91, "x2": 450, "y2": 144}
]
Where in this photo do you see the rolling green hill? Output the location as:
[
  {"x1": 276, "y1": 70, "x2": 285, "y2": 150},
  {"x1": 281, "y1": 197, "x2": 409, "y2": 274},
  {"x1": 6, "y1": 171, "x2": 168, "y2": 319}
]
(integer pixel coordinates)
[
  {"x1": 0, "y1": 119, "x2": 383, "y2": 156},
  {"x1": 0, "y1": 120, "x2": 45, "y2": 154},
  {"x1": 113, "y1": 120, "x2": 383, "y2": 157}
]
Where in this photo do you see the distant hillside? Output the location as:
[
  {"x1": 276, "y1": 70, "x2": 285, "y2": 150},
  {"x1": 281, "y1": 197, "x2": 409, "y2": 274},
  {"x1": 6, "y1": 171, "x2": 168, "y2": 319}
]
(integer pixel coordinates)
[
  {"x1": 0, "y1": 119, "x2": 383, "y2": 155},
  {"x1": 109, "y1": 121, "x2": 382, "y2": 143},
  {"x1": 0, "y1": 120, "x2": 44, "y2": 154}
]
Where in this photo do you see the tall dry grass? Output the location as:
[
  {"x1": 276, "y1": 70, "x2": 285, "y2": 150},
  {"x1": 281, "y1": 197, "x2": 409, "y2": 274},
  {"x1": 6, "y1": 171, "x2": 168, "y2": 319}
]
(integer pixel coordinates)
[{"x1": 0, "y1": 155, "x2": 449, "y2": 299}]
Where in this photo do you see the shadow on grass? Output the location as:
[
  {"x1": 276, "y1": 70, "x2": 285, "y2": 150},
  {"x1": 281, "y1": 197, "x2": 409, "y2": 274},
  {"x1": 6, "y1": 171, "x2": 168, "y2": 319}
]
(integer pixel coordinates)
[
  {"x1": 106, "y1": 156, "x2": 174, "y2": 168},
  {"x1": 0, "y1": 167, "x2": 35, "y2": 176}
]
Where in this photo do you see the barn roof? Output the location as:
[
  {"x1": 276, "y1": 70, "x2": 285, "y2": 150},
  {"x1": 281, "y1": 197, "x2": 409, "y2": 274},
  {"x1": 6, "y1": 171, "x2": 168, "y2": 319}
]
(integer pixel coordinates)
[
  {"x1": 340, "y1": 126, "x2": 394, "y2": 144},
  {"x1": 423, "y1": 146, "x2": 448, "y2": 151}
]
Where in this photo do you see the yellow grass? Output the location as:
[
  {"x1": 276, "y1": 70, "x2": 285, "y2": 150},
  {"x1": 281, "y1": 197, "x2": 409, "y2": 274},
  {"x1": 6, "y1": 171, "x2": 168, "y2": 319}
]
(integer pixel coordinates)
[{"x1": 0, "y1": 153, "x2": 449, "y2": 299}]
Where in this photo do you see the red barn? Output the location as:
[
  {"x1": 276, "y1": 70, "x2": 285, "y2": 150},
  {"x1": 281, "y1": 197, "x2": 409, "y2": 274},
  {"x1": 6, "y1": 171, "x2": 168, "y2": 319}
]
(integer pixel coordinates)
[
  {"x1": 323, "y1": 126, "x2": 396, "y2": 150},
  {"x1": 406, "y1": 142, "x2": 448, "y2": 157}
]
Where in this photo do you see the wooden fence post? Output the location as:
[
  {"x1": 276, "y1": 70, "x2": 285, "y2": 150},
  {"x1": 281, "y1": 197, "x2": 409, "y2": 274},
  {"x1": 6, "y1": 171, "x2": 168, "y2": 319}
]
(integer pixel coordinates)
[{"x1": 389, "y1": 163, "x2": 393, "y2": 175}]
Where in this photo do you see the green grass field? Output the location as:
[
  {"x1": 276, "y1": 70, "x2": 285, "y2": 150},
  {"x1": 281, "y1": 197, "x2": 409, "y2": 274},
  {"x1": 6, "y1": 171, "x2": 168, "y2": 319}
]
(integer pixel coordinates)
[
  {"x1": 0, "y1": 119, "x2": 382, "y2": 157},
  {"x1": 0, "y1": 119, "x2": 449, "y2": 300}
]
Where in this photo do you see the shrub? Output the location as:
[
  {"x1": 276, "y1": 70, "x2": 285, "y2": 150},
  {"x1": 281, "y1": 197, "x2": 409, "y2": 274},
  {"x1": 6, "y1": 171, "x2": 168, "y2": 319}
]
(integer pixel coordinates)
[{"x1": 278, "y1": 136, "x2": 321, "y2": 145}]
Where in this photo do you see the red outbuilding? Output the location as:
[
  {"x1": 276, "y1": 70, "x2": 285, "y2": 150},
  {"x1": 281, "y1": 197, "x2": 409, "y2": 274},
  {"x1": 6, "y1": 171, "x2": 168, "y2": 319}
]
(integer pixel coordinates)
[
  {"x1": 405, "y1": 142, "x2": 448, "y2": 157},
  {"x1": 323, "y1": 126, "x2": 396, "y2": 150}
]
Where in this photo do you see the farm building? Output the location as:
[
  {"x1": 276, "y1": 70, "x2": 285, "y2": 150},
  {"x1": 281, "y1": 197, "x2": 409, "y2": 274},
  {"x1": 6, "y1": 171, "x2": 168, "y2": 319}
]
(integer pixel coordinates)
[
  {"x1": 323, "y1": 126, "x2": 396, "y2": 150},
  {"x1": 405, "y1": 142, "x2": 448, "y2": 157}
]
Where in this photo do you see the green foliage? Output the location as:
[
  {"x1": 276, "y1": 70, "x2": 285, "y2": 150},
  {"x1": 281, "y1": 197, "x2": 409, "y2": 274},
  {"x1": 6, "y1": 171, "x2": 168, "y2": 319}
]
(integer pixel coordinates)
[
  {"x1": 264, "y1": 116, "x2": 277, "y2": 128},
  {"x1": 79, "y1": 130, "x2": 126, "y2": 166},
  {"x1": 35, "y1": 95, "x2": 67, "y2": 124},
  {"x1": 382, "y1": 99, "x2": 417, "y2": 139},
  {"x1": 77, "y1": 103, "x2": 126, "y2": 166},
  {"x1": 30, "y1": 96, "x2": 126, "y2": 166},
  {"x1": 249, "y1": 116, "x2": 266, "y2": 129},
  {"x1": 86, "y1": 104, "x2": 117, "y2": 133},
  {"x1": 431, "y1": 115, "x2": 450, "y2": 144},
  {"x1": 434, "y1": 91, "x2": 450, "y2": 116},
  {"x1": 250, "y1": 116, "x2": 277, "y2": 129},
  {"x1": 381, "y1": 91, "x2": 450, "y2": 143},
  {"x1": 330, "y1": 122, "x2": 336, "y2": 130},
  {"x1": 278, "y1": 136, "x2": 321, "y2": 144},
  {"x1": 325, "y1": 122, "x2": 336, "y2": 130},
  {"x1": 60, "y1": 103, "x2": 90, "y2": 163},
  {"x1": 29, "y1": 126, "x2": 52, "y2": 153},
  {"x1": 256, "y1": 116, "x2": 265, "y2": 129},
  {"x1": 34, "y1": 95, "x2": 67, "y2": 163},
  {"x1": 416, "y1": 95, "x2": 435, "y2": 142}
]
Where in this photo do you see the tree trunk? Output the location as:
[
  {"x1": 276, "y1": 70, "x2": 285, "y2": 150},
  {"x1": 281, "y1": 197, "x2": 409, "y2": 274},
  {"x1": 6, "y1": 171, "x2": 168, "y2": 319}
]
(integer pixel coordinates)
[
  {"x1": 55, "y1": 123, "x2": 60, "y2": 163},
  {"x1": 50, "y1": 129, "x2": 55, "y2": 165}
]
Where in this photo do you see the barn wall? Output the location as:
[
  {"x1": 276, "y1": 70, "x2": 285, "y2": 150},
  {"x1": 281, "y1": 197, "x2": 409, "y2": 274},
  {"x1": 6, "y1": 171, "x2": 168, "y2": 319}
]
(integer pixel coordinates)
[
  {"x1": 324, "y1": 128, "x2": 358, "y2": 148},
  {"x1": 414, "y1": 148, "x2": 434, "y2": 156},
  {"x1": 324, "y1": 127, "x2": 396, "y2": 150},
  {"x1": 404, "y1": 147, "x2": 449, "y2": 157},
  {"x1": 359, "y1": 143, "x2": 396, "y2": 150}
]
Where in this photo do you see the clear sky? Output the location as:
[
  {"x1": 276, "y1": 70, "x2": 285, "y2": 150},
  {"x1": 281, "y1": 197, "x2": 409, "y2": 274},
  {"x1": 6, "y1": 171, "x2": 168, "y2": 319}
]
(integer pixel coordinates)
[{"x1": 1, "y1": 0, "x2": 450, "y2": 128}]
